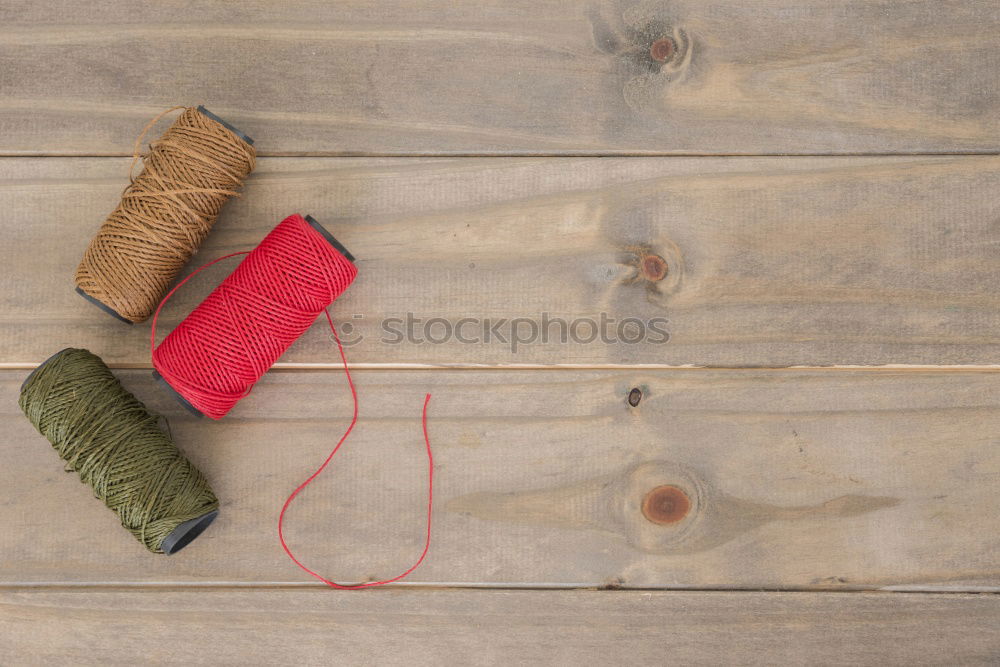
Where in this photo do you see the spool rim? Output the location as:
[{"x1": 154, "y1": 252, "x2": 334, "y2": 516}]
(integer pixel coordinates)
[
  {"x1": 21, "y1": 348, "x2": 75, "y2": 392},
  {"x1": 304, "y1": 214, "x2": 356, "y2": 263},
  {"x1": 160, "y1": 509, "x2": 219, "y2": 555},
  {"x1": 75, "y1": 287, "x2": 134, "y2": 325},
  {"x1": 196, "y1": 106, "x2": 254, "y2": 146},
  {"x1": 152, "y1": 370, "x2": 204, "y2": 418}
]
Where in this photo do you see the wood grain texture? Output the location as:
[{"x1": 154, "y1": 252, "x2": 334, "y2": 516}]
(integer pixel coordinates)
[
  {"x1": 2, "y1": 589, "x2": 998, "y2": 666},
  {"x1": 1, "y1": 0, "x2": 999, "y2": 155},
  {"x1": 3, "y1": 156, "x2": 1000, "y2": 367},
  {"x1": 3, "y1": 368, "x2": 998, "y2": 589},
  {"x1": 5, "y1": 1, "x2": 999, "y2": 659}
]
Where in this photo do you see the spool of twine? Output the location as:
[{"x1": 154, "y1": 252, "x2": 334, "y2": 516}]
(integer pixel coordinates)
[
  {"x1": 19, "y1": 348, "x2": 219, "y2": 554},
  {"x1": 75, "y1": 106, "x2": 256, "y2": 324},
  {"x1": 152, "y1": 214, "x2": 358, "y2": 419}
]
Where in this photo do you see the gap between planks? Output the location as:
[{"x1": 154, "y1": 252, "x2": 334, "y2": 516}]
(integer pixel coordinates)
[
  {"x1": 5, "y1": 363, "x2": 1000, "y2": 372},
  {"x1": 5, "y1": 152, "x2": 1000, "y2": 159},
  {"x1": 2, "y1": 583, "x2": 999, "y2": 593}
]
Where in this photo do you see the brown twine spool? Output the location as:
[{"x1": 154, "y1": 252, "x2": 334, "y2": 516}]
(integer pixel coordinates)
[{"x1": 75, "y1": 106, "x2": 256, "y2": 323}]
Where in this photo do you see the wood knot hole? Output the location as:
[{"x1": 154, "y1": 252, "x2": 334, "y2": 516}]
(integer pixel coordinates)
[
  {"x1": 627, "y1": 387, "x2": 642, "y2": 407},
  {"x1": 650, "y1": 38, "x2": 675, "y2": 63},
  {"x1": 641, "y1": 254, "x2": 668, "y2": 281},
  {"x1": 641, "y1": 485, "x2": 690, "y2": 525}
]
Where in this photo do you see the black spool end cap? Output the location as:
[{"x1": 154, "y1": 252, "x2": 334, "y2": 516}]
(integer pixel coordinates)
[
  {"x1": 76, "y1": 287, "x2": 134, "y2": 325},
  {"x1": 21, "y1": 348, "x2": 74, "y2": 392},
  {"x1": 152, "y1": 370, "x2": 204, "y2": 419},
  {"x1": 161, "y1": 509, "x2": 219, "y2": 555},
  {"x1": 196, "y1": 106, "x2": 254, "y2": 146},
  {"x1": 304, "y1": 215, "x2": 355, "y2": 263}
]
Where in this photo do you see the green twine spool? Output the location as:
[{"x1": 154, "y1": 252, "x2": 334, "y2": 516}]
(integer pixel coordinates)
[{"x1": 19, "y1": 348, "x2": 219, "y2": 554}]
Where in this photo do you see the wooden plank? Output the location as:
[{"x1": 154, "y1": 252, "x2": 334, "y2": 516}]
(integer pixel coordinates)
[
  {"x1": 2, "y1": 589, "x2": 998, "y2": 666},
  {"x1": 3, "y1": 368, "x2": 999, "y2": 589},
  {"x1": 1, "y1": 1, "x2": 999, "y2": 155},
  {"x1": 3, "y1": 156, "x2": 1000, "y2": 367}
]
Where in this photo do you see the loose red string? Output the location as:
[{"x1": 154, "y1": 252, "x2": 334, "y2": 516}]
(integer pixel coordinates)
[
  {"x1": 278, "y1": 311, "x2": 434, "y2": 589},
  {"x1": 150, "y1": 213, "x2": 434, "y2": 587},
  {"x1": 150, "y1": 250, "x2": 250, "y2": 373}
]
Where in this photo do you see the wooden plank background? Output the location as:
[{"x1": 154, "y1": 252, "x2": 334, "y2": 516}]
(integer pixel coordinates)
[
  {"x1": 3, "y1": 155, "x2": 1000, "y2": 367},
  {"x1": 1, "y1": 1, "x2": 998, "y2": 664},
  {"x1": 1, "y1": 0, "x2": 999, "y2": 155},
  {"x1": 4, "y1": 590, "x2": 999, "y2": 666},
  {"x1": 2, "y1": 369, "x2": 999, "y2": 589}
]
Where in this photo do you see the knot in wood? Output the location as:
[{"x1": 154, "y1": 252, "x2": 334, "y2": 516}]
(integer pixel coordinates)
[
  {"x1": 650, "y1": 38, "x2": 675, "y2": 63},
  {"x1": 641, "y1": 485, "x2": 690, "y2": 524}
]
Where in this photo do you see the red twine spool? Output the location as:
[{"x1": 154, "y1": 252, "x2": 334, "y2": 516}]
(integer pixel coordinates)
[
  {"x1": 151, "y1": 213, "x2": 434, "y2": 587},
  {"x1": 152, "y1": 213, "x2": 357, "y2": 419}
]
